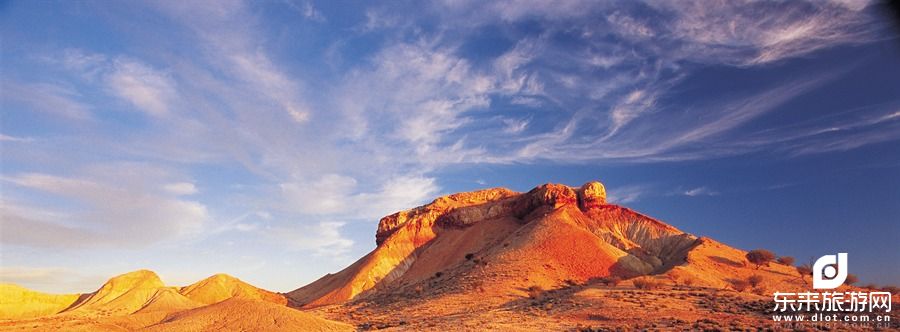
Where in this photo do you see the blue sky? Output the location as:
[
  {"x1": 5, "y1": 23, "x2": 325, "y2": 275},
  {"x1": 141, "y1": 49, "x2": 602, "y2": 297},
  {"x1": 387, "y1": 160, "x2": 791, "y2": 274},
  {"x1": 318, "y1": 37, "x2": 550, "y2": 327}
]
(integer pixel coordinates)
[{"x1": 1, "y1": 0, "x2": 898, "y2": 293}]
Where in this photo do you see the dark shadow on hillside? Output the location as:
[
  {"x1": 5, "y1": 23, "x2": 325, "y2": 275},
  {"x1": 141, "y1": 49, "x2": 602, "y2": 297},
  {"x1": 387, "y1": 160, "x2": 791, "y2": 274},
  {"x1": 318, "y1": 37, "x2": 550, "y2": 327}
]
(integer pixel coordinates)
[
  {"x1": 710, "y1": 255, "x2": 745, "y2": 268},
  {"x1": 60, "y1": 292, "x2": 94, "y2": 313}
]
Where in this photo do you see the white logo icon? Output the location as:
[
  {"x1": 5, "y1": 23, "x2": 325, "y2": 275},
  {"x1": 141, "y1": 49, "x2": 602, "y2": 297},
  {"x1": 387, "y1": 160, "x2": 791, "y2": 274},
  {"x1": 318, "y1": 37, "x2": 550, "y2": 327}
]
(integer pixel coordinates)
[{"x1": 813, "y1": 253, "x2": 848, "y2": 289}]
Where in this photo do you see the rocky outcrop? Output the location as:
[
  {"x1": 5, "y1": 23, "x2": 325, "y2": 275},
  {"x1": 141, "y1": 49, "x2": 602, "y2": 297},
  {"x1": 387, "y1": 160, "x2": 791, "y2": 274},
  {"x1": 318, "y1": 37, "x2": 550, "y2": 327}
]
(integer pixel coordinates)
[
  {"x1": 387, "y1": 183, "x2": 604, "y2": 233},
  {"x1": 382, "y1": 182, "x2": 610, "y2": 237},
  {"x1": 376, "y1": 188, "x2": 518, "y2": 244},
  {"x1": 290, "y1": 180, "x2": 707, "y2": 308},
  {"x1": 577, "y1": 181, "x2": 606, "y2": 209}
]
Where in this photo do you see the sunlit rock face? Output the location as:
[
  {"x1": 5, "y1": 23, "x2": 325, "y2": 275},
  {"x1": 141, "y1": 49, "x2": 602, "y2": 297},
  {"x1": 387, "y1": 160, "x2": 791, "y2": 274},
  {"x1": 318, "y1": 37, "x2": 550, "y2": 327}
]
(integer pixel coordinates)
[
  {"x1": 375, "y1": 188, "x2": 518, "y2": 245},
  {"x1": 376, "y1": 182, "x2": 608, "y2": 244},
  {"x1": 578, "y1": 181, "x2": 607, "y2": 209}
]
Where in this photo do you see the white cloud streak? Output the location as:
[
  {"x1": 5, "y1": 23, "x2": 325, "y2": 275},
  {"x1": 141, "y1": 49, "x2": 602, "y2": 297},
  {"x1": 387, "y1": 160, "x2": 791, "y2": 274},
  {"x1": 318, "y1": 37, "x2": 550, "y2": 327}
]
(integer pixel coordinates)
[
  {"x1": 279, "y1": 174, "x2": 440, "y2": 221},
  {"x1": 267, "y1": 221, "x2": 354, "y2": 257},
  {"x1": 0, "y1": 134, "x2": 34, "y2": 143},
  {"x1": 106, "y1": 58, "x2": 177, "y2": 116},
  {"x1": 163, "y1": 182, "x2": 198, "y2": 196},
  {"x1": 0, "y1": 81, "x2": 93, "y2": 120},
  {"x1": 683, "y1": 187, "x2": 719, "y2": 197},
  {"x1": 606, "y1": 184, "x2": 651, "y2": 204},
  {"x1": 1, "y1": 164, "x2": 208, "y2": 248}
]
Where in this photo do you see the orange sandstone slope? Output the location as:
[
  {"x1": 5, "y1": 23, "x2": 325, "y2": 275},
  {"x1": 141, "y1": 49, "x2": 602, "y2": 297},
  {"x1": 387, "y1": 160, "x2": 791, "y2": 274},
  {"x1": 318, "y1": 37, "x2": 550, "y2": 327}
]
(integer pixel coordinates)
[{"x1": 289, "y1": 181, "x2": 712, "y2": 308}]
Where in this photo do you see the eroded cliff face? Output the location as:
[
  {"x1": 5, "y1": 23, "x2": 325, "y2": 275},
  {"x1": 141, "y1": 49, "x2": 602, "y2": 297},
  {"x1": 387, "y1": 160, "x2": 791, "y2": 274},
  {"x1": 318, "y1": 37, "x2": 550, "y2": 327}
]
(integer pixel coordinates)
[
  {"x1": 376, "y1": 188, "x2": 519, "y2": 245},
  {"x1": 289, "y1": 180, "x2": 701, "y2": 308},
  {"x1": 379, "y1": 182, "x2": 609, "y2": 238}
]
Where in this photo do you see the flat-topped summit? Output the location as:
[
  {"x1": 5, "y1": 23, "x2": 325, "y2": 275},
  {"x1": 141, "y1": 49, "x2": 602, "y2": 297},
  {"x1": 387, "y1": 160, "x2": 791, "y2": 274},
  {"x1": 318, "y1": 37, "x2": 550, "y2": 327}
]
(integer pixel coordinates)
[{"x1": 376, "y1": 181, "x2": 608, "y2": 245}]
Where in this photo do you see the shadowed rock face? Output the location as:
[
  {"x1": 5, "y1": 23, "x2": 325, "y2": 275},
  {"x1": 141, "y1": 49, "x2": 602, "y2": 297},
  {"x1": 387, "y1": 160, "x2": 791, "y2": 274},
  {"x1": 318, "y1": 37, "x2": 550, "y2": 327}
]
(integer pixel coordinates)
[{"x1": 289, "y1": 180, "x2": 702, "y2": 308}]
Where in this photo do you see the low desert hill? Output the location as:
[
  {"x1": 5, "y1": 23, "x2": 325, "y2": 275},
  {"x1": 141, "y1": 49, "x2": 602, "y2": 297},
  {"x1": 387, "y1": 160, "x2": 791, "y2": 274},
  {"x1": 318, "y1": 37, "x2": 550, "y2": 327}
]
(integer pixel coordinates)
[
  {"x1": 0, "y1": 270, "x2": 348, "y2": 331},
  {"x1": 179, "y1": 273, "x2": 286, "y2": 305},
  {"x1": 62, "y1": 269, "x2": 180, "y2": 317}
]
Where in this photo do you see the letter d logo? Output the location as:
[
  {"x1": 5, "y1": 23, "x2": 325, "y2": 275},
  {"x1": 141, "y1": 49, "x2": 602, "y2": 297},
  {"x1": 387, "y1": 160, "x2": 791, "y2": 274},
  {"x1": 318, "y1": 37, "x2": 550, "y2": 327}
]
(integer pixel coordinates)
[{"x1": 812, "y1": 253, "x2": 847, "y2": 289}]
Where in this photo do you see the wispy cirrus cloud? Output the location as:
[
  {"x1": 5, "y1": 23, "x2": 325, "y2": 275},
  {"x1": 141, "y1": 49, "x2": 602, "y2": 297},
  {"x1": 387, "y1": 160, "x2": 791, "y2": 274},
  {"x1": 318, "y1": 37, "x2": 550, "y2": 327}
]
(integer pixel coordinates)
[
  {"x1": 682, "y1": 187, "x2": 719, "y2": 197},
  {"x1": 1, "y1": 163, "x2": 208, "y2": 248},
  {"x1": 381, "y1": 0, "x2": 889, "y2": 165},
  {"x1": 163, "y1": 182, "x2": 198, "y2": 196},
  {"x1": 0, "y1": 134, "x2": 34, "y2": 143},
  {"x1": 0, "y1": 81, "x2": 93, "y2": 120},
  {"x1": 48, "y1": 50, "x2": 178, "y2": 118},
  {"x1": 647, "y1": 0, "x2": 879, "y2": 66},
  {"x1": 606, "y1": 184, "x2": 652, "y2": 204},
  {"x1": 278, "y1": 174, "x2": 440, "y2": 221},
  {"x1": 267, "y1": 221, "x2": 354, "y2": 257},
  {"x1": 337, "y1": 41, "x2": 497, "y2": 164},
  {"x1": 152, "y1": 0, "x2": 313, "y2": 124},
  {"x1": 106, "y1": 58, "x2": 177, "y2": 117}
]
